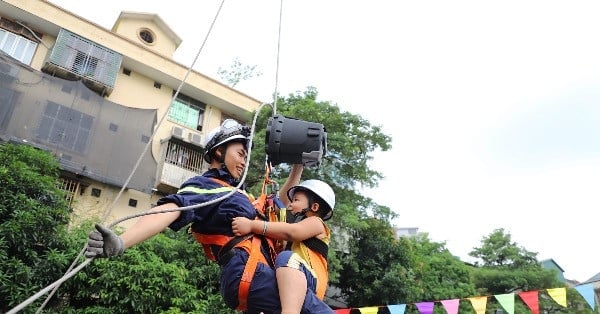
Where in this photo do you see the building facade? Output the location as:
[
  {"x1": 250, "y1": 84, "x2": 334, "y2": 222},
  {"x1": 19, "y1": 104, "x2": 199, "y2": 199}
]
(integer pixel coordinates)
[{"x1": 0, "y1": 0, "x2": 261, "y2": 228}]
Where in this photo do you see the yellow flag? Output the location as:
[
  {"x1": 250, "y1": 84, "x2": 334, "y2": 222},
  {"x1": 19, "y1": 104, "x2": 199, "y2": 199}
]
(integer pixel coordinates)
[
  {"x1": 358, "y1": 306, "x2": 379, "y2": 314},
  {"x1": 546, "y1": 288, "x2": 567, "y2": 307},
  {"x1": 468, "y1": 296, "x2": 488, "y2": 314}
]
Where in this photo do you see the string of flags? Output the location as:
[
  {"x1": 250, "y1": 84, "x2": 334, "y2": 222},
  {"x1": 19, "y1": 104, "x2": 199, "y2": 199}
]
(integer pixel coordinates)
[{"x1": 333, "y1": 283, "x2": 596, "y2": 314}]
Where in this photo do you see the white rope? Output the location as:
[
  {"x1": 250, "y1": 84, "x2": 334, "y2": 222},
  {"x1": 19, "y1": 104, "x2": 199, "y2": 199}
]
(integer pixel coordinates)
[
  {"x1": 272, "y1": 0, "x2": 284, "y2": 115},
  {"x1": 32, "y1": 1, "x2": 227, "y2": 313},
  {"x1": 9, "y1": 0, "x2": 289, "y2": 312}
]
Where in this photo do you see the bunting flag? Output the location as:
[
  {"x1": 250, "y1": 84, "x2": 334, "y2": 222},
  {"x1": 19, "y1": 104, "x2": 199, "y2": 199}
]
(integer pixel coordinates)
[
  {"x1": 332, "y1": 285, "x2": 596, "y2": 313},
  {"x1": 415, "y1": 301, "x2": 434, "y2": 314},
  {"x1": 518, "y1": 291, "x2": 539, "y2": 314},
  {"x1": 440, "y1": 299, "x2": 459, "y2": 314},
  {"x1": 575, "y1": 283, "x2": 596, "y2": 310},
  {"x1": 546, "y1": 288, "x2": 567, "y2": 307},
  {"x1": 358, "y1": 306, "x2": 379, "y2": 314},
  {"x1": 494, "y1": 293, "x2": 514, "y2": 314},
  {"x1": 387, "y1": 304, "x2": 406, "y2": 314},
  {"x1": 468, "y1": 296, "x2": 488, "y2": 314}
]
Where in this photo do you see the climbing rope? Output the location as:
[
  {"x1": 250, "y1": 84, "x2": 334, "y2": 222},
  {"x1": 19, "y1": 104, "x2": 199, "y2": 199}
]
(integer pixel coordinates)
[{"x1": 9, "y1": 0, "x2": 289, "y2": 312}]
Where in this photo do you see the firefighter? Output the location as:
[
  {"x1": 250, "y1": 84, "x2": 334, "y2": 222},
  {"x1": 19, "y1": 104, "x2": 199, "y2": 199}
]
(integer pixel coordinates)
[{"x1": 85, "y1": 119, "x2": 332, "y2": 313}]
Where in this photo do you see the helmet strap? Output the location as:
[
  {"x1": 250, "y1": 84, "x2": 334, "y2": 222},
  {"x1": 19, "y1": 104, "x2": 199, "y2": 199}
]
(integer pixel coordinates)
[{"x1": 293, "y1": 207, "x2": 311, "y2": 223}]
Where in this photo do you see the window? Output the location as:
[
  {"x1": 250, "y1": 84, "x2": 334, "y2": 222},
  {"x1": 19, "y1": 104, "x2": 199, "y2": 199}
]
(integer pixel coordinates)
[
  {"x1": 37, "y1": 101, "x2": 93, "y2": 154},
  {"x1": 47, "y1": 29, "x2": 122, "y2": 89},
  {"x1": 168, "y1": 93, "x2": 206, "y2": 131},
  {"x1": 128, "y1": 198, "x2": 138, "y2": 207},
  {"x1": 0, "y1": 28, "x2": 37, "y2": 64},
  {"x1": 138, "y1": 28, "x2": 155, "y2": 45},
  {"x1": 91, "y1": 188, "x2": 101, "y2": 197},
  {"x1": 165, "y1": 140, "x2": 203, "y2": 172},
  {"x1": 58, "y1": 177, "x2": 80, "y2": 208}
]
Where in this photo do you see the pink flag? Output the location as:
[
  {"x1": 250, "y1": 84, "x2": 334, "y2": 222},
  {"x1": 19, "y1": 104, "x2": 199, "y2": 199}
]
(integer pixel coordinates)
[{"x1": 440, "y1": 299, "x2": 460, "y2": 314}]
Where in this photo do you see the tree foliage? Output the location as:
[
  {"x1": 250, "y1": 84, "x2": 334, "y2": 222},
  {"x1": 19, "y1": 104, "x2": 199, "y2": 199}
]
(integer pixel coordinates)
[
  {"x1": 0, "y1": 143, "x2": 77, "y2": 313},
  {"x1": 338, "y1": 218, "x2": 419, "y2": 307},
  {"x1": 63, "y1": 226, "x2": 234, "y2": 314},
  {"x1": 217, "y1": 57, "x2": 262, "y2": 87},
  {"x1": 469, "y1": 228, "x2": 539, "y2": 268}
]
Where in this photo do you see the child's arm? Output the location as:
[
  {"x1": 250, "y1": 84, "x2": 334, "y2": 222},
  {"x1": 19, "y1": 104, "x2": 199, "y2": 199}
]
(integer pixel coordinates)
[{"x1": 232, "y1": 216, "x2": 324, "y2": 242}]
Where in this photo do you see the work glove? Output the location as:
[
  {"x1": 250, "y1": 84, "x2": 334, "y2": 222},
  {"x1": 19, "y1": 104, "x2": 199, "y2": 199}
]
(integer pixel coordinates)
[{"x1": 85, "y1": 224, "x2": 124, "y2": 258}]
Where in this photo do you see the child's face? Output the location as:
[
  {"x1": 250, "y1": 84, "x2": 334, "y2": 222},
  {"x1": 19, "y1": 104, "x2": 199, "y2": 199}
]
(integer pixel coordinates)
[{"x1": 288, "y1": 190, "x2": 310, "y2": 214}]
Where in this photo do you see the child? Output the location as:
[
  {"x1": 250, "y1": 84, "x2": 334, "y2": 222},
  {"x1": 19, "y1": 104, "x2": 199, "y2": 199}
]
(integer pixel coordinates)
[{"x1": 232, "y1": 179, "x2": 334, "y2": 314}]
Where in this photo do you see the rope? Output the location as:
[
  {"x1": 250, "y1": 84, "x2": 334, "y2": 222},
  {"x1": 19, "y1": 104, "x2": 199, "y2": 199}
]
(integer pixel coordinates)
[
  {"x1": 272, "y1": 0, "x2": 284, "y2": 115},
  {"x1": 9, "y1": 0, "x2": 288, "y2": 312},
  {"x1": 33, "y1": 1, "x2": 227, "y2": 313}
]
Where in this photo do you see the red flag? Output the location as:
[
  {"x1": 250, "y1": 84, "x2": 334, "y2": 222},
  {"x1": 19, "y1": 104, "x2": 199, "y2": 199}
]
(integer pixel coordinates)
[{"x1": 518, "y1": 290, "x2": 539, "y2": 314}]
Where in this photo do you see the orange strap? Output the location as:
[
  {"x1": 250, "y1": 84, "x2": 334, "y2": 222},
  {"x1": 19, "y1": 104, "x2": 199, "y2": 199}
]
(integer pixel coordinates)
[{"x1": 236, "y1": 235, "x2": 264, "y2": 311}]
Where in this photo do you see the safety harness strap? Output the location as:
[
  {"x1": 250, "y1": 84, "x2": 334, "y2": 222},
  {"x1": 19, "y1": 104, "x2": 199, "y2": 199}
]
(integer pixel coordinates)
[{"x1": 236, "y1": 235, "x2": 263, "y2": 311}]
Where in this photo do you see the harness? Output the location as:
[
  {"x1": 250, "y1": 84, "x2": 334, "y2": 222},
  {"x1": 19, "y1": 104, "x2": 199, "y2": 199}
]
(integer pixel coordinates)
[{"x1": 191, "y1": 167, "x2": 284, "y2": 311}]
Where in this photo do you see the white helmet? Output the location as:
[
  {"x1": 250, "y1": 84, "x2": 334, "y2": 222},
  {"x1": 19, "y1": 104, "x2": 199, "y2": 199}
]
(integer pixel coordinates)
[
  {"x1": 203, "y1": 119, "x2": 250, "y2": 163},
  {"x1": 287, "y1": 179, "x2": 335, "y2": 220}
]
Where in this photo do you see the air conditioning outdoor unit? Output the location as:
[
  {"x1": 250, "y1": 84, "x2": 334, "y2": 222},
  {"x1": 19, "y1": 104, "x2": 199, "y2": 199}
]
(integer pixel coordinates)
[
  {"x1": 171, "y1": 126, "x2": 184, "y2": 139},
  {"x1": 188, "y1": 132, "x2": 203, "y2": 146}
]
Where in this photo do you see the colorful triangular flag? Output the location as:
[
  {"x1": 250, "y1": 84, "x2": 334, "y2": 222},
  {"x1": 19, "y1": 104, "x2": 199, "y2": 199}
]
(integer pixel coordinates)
[
  {"x1": 546, "y1": 288, "x2": 567, "y2": 307},
  {"x1": 440, "y1": 299, "x2": 460, "y2": 314},
  {"x1": 387, "y1": 304, "x2": 406, "y2": 314},
  {"x1": 518, "y1": 290, "x2": 539, "y2": 314},
  {"x1": 468, "y1": 296, "x2": 488, "y2": 314},
  {"x1": 494, "y1": 293, "x2": 514, "y2": 314},
  {"x1": 358, "y1": 306, "x2": 379, "y2": 314},
  {"x1": 415, "y1": 301, "x2": 434, "y2": 314},
  {"x1": 575, "y1": 283, "x2": 596, "y2": 310}
]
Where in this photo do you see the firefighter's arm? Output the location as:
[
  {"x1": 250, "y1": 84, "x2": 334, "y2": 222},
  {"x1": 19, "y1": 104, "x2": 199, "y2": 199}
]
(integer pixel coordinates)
[
  {"x1": 278, "y1": 164, "x2": 303, "y2": 208},
  {"x1": 232, "y1": 216, "x2": 324, "y2": 242},
  {"x1": 120, "y1": 202, "x2": 181, "y2": 248}
]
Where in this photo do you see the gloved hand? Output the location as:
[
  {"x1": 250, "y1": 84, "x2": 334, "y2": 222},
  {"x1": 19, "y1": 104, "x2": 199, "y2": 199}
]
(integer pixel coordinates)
[{"x1": 85, "y1": 224, "x2": 124, "y2": 258}]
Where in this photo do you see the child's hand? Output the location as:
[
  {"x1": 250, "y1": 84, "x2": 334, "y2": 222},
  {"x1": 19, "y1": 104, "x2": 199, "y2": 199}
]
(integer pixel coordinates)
[{"x1": 231, "y1": 217, "x2": 252, "y2": 236}]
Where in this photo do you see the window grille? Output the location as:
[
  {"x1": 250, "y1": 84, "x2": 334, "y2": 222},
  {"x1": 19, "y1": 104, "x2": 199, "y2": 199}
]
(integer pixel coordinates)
[
  {"x1": 58, "y1": 177, "x2": 79, "y2": 208},
  {"x1": 165, "y1": 140, "x2": 203, "y2": 173},
  {"x1": 47, "y1": 29, "x2": 122, "y2": 90}
]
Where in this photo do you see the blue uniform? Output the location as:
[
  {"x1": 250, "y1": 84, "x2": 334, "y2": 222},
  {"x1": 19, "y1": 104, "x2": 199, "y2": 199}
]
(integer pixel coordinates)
[{"x1": 159, "y1": 168, "x2": 332, "y2": 314}]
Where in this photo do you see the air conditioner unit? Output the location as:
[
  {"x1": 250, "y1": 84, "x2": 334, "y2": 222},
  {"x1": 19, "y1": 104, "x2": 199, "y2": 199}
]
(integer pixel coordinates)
[
  {"x1": 171, "y1": 126, "x2": 184, "y2": 139},
  {"x1": 188, "y1": 132, "x2": 203, "y2": 146}
]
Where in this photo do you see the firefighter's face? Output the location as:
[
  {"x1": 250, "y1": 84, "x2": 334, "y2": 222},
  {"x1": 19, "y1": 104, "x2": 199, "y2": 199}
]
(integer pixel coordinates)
[{"x1": 223, "y1": 142, "x2": 247, "y2": 179}]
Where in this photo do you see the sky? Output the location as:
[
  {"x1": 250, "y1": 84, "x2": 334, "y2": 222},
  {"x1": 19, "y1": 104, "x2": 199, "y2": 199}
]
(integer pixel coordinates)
[{"x1": 47, "y1": 0, "x2": 600, "y2": 283}]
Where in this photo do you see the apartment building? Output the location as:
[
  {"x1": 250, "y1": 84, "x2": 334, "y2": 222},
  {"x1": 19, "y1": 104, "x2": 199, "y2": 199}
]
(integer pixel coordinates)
[{"x1": 0, "y1": 0, "x2": 261, "y2": 228}]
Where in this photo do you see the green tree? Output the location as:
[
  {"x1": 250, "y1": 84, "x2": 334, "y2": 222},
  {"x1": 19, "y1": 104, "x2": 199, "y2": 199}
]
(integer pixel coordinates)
[
  {"x1": 337, "y1": 218, "x2": 419, "y2": 307},
  {"x1": 409, "y1": 234, "x2": 476, "y2": 311},
  {"x1": 63, "y1": 227, "x2": 234, "y2": 314},
  {"x1": 245, "y1": 87, "x2": 393, "y2": 285},
  {"x1": 0, "y1": 143, "x2": 78, "y2": 313},
  {"x1": 217, "y1": 57, "x2": 262, "y2": 87},
  {"x1": 469, "y1": 228, "x2": 539, "y2": 268},
  {"x1": 469, "y1": 228, "x2": 593, "y2": 313}
]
